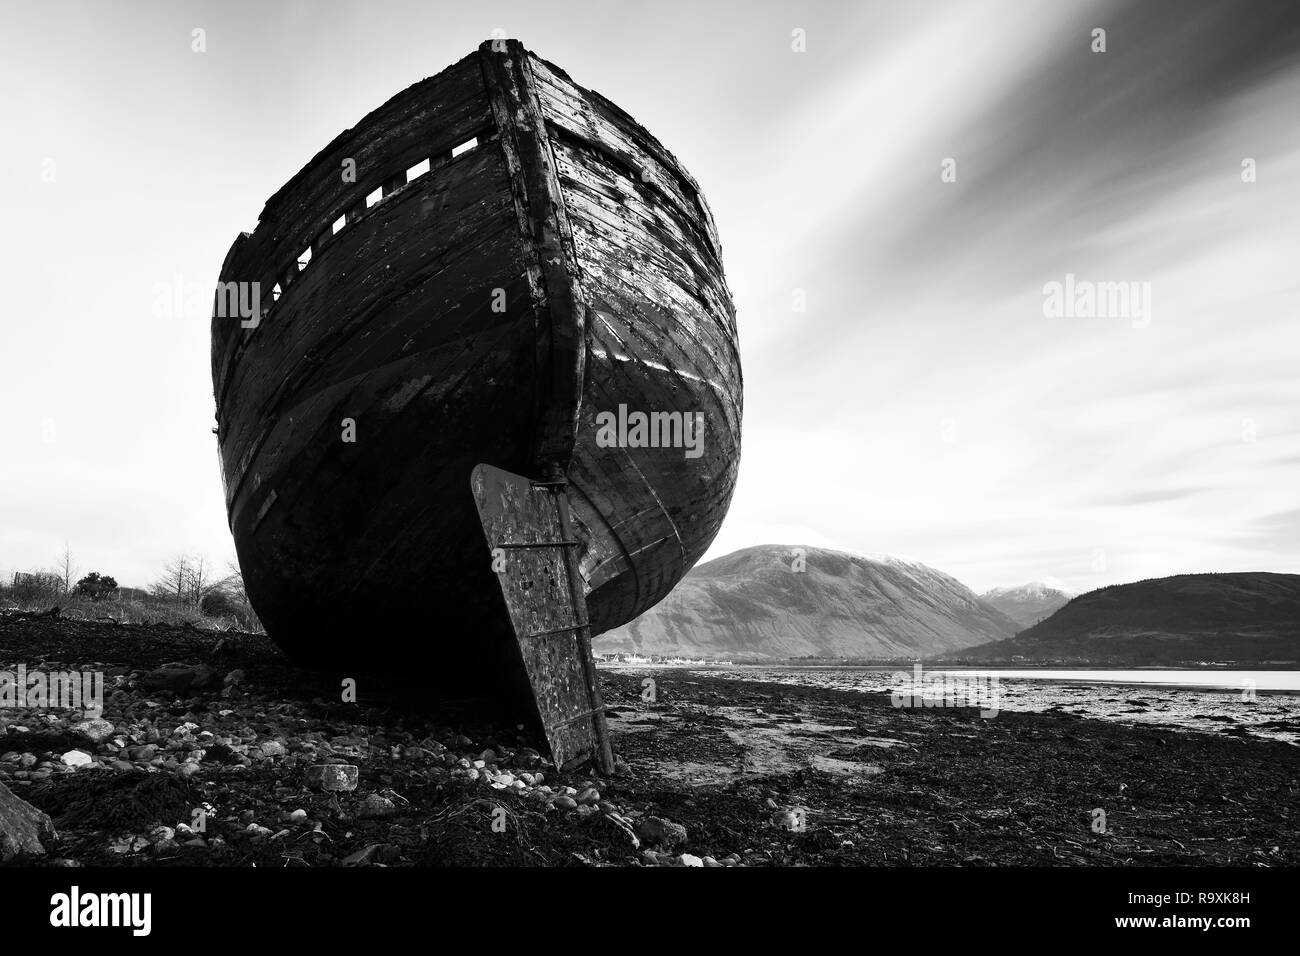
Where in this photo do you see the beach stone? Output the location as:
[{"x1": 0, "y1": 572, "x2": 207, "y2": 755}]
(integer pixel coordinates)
[
  {"x1": 0, "y1": 781, "x2": 58, "y2": 861},
  {"x1": 61, "y1": 750, "x2": 92, "y2": 768},
  {"x1": 552, "y1": 795, "x2": 578, "y2": 810},
  {"x1": 637, "y1": 816, "x2": 687, "y2": 849},
  {"x1": 306, "y1": 764, "x2": 359, "y2": 791},
  {"x1": 258, "y1": 741, "x2": 287, "y2": 758},
  {"x1": 223, "y1": 669, "x2": 246, "y2": 687},
  {"x1": 342, "y1": 844, "x2": 383, "y2": 866},
  {"x1": 680, "y1": 853, "x2": 704, "y2": 867},
  {"x1": 774, "y1": 809, "x2": 802, "y2": 830},
  {"x1": 576, "y1": 787, "x2": 600, "y2": 805},
  {"x1": 71, "y1": 718, "x2": 115, "y2": 743},
  {"x1": 702, "y1": 856, "x2": 722, "y2": 867},
  {"x1": 358, "y1": 794, "x2": 397, "y2": 819},
  {"x1": 289, "y1": 809, "x2": 308, "y2": 824}
]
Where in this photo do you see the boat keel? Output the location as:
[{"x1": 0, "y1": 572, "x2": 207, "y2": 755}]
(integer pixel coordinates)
[{"x1": 470, "y1": 463, "x2": 615, "y2": 775}]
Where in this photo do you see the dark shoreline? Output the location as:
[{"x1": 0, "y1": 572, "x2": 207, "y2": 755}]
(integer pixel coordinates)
[{"x1": 1, "y1": 617, "x2": 1296, "y2": 867}]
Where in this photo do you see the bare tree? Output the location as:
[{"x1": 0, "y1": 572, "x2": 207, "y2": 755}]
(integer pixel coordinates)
[
  {"x1": 184, "y1": 554, "x2": 218, "y2": 608},
  {"x1": 152, "y1": 554, "x2": 191, "y2": 605},
  {"x1": 56, "y1": 544, "x2": 77, "y2": 595}
]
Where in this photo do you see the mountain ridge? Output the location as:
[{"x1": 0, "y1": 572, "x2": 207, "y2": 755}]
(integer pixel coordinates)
[
  {"x1": 980, "y1": 582, "x2": 1074, "y2": 628},
  {"x1": 594, "y1": 544, "x2": 1020, "y2": 661},
  {"x1": 957, "y1": 572, "x2": 1300, "y2": 664}
]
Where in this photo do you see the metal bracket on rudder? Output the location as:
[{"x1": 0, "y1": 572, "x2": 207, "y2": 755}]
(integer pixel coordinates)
[{"x1": 470, "y1": 463, "x2": 615, "y2": 774}]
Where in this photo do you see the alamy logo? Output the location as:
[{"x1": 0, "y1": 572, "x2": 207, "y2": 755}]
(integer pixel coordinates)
[
  {"x1": 594, "y1": 404, "x2": 705, "y2": 459},
  {"x1": 0, "y1": 666, "x2": 104, "y2": 716},
  {"x1": 1042, "y1": 273, "x2": 1151, "y2": 328},
  {"x1": 151, "y1": 276, "x2": 262, "y2": 328},
  {"x1": 212, "y1": 280, "x2": 262, "y2": 329},
  {"x1": 49, "y1": 886, "x2": 151, "y2": 936},
  {"x1": 891, "y1": 663, "x2": 1000, "y2": 718}
]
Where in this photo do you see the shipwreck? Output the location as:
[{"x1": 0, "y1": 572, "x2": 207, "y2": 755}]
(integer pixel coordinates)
[{"x1": 210, "y1": 40, "x2": 742, "y2": 771}]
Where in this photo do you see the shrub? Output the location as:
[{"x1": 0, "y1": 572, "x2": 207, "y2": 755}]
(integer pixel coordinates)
[
  {"x1": 200, "y1": 589, "x2": 238, "y2": 618},
  {"x1": 74, "y1": 572, "x2": 119, "y2": 602}
]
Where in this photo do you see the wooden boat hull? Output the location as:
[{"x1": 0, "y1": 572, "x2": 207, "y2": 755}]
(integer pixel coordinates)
[{"x1": 210, "y1": 41, "x2": 741, "y2": 683}]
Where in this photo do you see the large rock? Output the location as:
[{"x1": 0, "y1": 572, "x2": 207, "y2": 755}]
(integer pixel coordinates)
[
  {"x1": 305, "y1": 764, "x2": 359, "y2": 792},
  {"x1": 0, "y1": 781, "x2": 58, "y2": 861},
  {"x1": 139, "y1": 663, "x2": 222, "y2": 694},
  {"x1": 71, "y1": 718, "x2": 115, "y2": 744},
  {"x1": 636, "y1": 815, "x2": 687, "y2": 849}
]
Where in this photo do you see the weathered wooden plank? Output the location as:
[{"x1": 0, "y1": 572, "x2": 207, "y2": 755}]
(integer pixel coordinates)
[
  {"x1": 216, "y1": 140, "x2": 510, "y2": 420},
  {"x1": 218, "y1": 147, "x2": 521, "y2": 506},
  {"x1": 471, "y1": 464, "x2": 613, "y2": 772},
  {"x1": 211, "y1": 65, "x2": 494, "y2": 410},
  {"x1": 478, "y1": 40, "x2": 587, "y2": 476},
  {"x1": 528, "y1": 56, "x2": 723, "y2": 263}
]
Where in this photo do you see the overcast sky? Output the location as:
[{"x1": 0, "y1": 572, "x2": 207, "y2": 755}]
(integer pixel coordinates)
[{"x1": 2, "y1": 0, "x2": 1298, "y2": 595}]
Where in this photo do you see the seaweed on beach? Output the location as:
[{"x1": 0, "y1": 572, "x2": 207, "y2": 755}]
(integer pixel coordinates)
[{"x1": 31, "y1": 771, "x2": 198, "y2": 831}]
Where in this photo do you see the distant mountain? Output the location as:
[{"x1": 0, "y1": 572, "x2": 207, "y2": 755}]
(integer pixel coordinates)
[
  {"x1": 981, "y1": 582, "x2": 1074, "y2": 628},
  {"x1": 958, "y1": 572, "x2": 1300, "y2": 665},
  {"x1": 593, "y1": 545, "x2": 1021, "y2": 661}
]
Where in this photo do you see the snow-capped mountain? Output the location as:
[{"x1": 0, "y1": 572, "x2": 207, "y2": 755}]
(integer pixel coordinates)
[{"x1": 980, "y1": 582, "x2": 1075, "y2": 628}]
